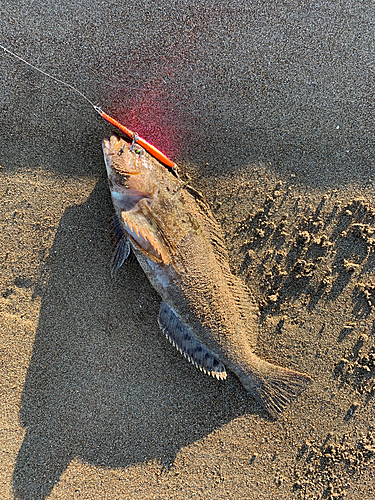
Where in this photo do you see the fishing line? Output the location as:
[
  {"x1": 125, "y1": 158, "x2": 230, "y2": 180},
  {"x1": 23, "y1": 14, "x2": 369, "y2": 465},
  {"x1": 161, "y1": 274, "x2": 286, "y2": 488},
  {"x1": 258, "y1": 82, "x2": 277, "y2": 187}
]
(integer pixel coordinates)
[
  {"x1": 0, "y1": 42, "x2": 98, "y2": 109},
  {"x1": 0, "y1": 42, "x2": 177, "y2": 170}
]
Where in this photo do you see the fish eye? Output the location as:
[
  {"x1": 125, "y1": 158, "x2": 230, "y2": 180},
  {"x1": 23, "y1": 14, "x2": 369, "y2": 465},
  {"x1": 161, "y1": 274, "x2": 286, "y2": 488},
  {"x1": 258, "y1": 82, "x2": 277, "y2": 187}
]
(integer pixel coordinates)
[{"x1": 134, "y1": 148, "x2": 143, "y2": 156}]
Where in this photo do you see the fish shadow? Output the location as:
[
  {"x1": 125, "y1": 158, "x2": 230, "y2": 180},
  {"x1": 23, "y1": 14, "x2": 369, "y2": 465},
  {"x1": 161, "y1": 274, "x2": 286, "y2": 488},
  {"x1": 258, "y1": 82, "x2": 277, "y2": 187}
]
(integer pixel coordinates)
[{"x1": 13, "y1": 178, "x2": 263, "y2": 500}]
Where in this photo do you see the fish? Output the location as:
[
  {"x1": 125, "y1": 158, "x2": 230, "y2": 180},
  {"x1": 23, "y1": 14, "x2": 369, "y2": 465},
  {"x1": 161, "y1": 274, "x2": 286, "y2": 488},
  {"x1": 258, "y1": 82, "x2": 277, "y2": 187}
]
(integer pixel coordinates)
[
  {"x1": 0, "y1": 43, "x2": 312, "y2": 417},
  {"x1": 102, "y1": 134, "x2": 312, "y2": 419}
]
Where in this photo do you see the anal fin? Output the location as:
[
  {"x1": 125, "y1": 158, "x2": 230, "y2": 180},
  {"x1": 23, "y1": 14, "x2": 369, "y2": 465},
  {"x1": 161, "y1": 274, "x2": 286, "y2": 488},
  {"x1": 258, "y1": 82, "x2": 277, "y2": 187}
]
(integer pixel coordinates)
[{"x1": 158, "y1": 302, "x2": 227, "y2": 380}]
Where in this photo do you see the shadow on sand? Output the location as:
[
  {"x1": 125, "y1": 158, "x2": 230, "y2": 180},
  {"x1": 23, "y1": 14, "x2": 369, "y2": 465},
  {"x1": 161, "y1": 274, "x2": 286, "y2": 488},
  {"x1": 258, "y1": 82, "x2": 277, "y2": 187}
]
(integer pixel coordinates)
[{"x1": 13, "y1": 178, "x2": 262, "y2": 500}]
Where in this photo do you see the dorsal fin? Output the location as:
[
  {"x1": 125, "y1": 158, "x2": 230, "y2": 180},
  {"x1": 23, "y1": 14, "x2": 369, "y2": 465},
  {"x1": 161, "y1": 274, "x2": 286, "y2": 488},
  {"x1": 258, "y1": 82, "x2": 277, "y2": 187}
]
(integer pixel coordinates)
[
  {"x1": 187, "y1": 190, "x2": 260, "y2": 349},
  {"x1": 184, "y1": 186, "x2": 232, "y2": 268}
]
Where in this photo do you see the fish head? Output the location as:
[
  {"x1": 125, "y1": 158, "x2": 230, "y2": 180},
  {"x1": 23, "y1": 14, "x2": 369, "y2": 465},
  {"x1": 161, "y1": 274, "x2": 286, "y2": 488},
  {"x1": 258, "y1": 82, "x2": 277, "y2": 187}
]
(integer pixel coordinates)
[
  {"x1": 102, "y1": 135, "x2": 166, "y2": 211},
  {"x1": 102, "y1": 135, "x2": 177, "y2": 265}
]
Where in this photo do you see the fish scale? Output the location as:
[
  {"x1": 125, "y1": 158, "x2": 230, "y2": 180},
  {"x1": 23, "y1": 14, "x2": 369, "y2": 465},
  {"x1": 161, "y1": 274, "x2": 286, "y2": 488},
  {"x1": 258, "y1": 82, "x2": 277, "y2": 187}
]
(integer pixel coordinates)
[{"x1": 103, "y1": 134, "x2": 312, "y2": 419}]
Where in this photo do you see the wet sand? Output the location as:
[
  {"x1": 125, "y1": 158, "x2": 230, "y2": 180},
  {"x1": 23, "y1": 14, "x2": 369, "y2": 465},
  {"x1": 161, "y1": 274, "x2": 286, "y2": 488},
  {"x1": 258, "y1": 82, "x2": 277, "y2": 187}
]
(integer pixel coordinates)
[{"x1": 1, "y1": 1, "x2": 374, "y2": 499}]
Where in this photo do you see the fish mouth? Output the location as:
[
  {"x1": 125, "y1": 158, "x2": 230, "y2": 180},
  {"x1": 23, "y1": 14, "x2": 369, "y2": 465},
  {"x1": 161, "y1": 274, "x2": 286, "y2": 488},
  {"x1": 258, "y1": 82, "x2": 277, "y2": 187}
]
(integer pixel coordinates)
[
  {"x1": 102, "y1": 137, "x2": 111, "y2": 152},
  {"x1": 102, "y1": 135, "x2": 129, "y2": 176},
  {"x1": 102, "y1": 138, "x2": 113, "y2": 177},
  {"x1": 102, "y1": 135, "x2": 123, "y2": 158},
  {"x1": 102, "y1": 135, "x2": 131, "y2": 154}
]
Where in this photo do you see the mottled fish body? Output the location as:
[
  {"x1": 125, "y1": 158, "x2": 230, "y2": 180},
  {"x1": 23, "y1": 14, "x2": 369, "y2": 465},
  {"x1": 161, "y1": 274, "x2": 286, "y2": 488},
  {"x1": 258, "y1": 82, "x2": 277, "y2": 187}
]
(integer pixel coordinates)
[{"x1": 102, "y1": 135, "x2": 311, "y2": 418}]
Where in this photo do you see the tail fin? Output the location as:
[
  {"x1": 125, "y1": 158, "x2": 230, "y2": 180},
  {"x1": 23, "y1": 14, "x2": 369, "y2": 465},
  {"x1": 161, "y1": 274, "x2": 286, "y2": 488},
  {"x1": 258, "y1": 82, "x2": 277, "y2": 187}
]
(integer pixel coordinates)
[{"x1": 238, "y1": 358, "x2": 312, "y2": 419}]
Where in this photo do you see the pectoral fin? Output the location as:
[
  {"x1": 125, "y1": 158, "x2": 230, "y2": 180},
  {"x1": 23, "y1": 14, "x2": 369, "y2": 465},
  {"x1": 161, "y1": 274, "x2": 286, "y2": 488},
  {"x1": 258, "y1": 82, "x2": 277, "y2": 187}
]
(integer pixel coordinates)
[
  {"x1": 158, "y1": 302, "x2": 227, "y2": 380},
  {"x1": 121, "y1": 206, "x2": 173, "y2": 265}
]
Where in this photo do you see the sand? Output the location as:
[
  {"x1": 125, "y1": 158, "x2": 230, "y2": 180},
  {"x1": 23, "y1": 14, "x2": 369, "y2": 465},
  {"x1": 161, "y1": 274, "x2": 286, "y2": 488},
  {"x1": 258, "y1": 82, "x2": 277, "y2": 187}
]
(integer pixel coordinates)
[{"x1": 1, "y1": 1, "x2": 375, "y2": 499}]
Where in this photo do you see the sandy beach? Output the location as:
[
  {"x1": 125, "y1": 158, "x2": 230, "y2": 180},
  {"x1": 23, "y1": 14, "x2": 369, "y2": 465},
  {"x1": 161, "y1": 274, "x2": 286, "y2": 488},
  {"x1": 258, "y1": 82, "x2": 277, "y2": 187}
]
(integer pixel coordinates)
[{"x1": 1, "y1": 1, "x2": 374, "y2": 499}]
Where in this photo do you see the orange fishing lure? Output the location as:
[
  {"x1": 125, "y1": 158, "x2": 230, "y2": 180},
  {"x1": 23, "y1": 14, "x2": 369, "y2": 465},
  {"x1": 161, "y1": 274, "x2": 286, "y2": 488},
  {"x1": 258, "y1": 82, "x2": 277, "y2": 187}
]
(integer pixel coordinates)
[{"x1": 94, "y1": 107, "x2": 177, "y2": 170}]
